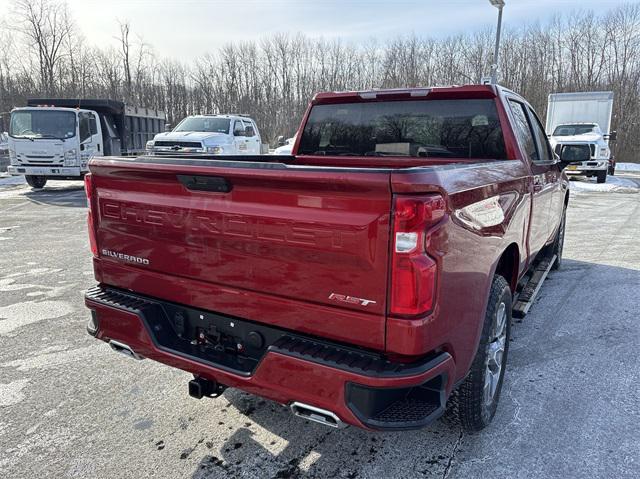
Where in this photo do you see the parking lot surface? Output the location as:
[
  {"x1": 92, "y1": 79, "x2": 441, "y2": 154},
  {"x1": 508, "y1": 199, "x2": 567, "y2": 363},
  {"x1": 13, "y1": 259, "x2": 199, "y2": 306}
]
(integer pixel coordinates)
[{"x1": 1, "y1": 176, "x2": 639, "y2": 478}]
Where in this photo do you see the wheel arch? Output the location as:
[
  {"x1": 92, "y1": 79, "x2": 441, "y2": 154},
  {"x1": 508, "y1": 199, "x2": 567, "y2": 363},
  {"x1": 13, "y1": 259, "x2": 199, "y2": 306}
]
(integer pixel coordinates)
[{"x1": 494, "y1": 243, "x2": 520, "y2": 293}]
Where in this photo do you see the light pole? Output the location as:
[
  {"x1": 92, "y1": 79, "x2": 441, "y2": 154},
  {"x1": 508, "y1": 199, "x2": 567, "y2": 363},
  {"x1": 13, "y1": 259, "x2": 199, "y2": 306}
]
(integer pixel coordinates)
[{"x1": 489, "y1": 0, "x2": 505, "y2": 84}]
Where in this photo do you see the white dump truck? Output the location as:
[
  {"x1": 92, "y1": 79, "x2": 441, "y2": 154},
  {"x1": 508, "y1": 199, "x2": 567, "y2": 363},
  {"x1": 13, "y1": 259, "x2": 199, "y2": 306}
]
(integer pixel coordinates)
[
  {"x1": 8, "y1": 99, "x2": 165, "y2": 188},
  {"x1": 546, "y1": 91, "x2": 616, "y2": 183}
]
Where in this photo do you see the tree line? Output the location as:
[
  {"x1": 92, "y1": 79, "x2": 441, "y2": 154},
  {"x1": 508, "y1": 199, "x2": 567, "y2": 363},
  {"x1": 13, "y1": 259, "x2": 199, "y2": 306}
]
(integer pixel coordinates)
[{"x1": 0, "y1": 1, "x2": 639, "y2": 161}]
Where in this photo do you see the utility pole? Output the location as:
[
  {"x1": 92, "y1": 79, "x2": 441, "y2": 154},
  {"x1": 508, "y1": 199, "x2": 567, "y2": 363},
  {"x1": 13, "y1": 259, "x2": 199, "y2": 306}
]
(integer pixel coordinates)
[{"x1": 489, "y1": 0, "x2": 505, "y2": 84}]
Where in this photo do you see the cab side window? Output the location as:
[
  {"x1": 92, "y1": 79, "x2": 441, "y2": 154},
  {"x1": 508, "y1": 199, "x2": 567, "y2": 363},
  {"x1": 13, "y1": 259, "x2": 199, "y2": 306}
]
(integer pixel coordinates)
[
  {"x1": 233, "y1": 120, "x2": 245, "y2": 136},
  {"x1": 527, "y1": 107, "x2": 553, "y2": 163},
  {"x1": 242, "y1": 120, "x2": 255, "y2": 137},
  {"x1": 79, "y1": 112, "x2": 92, "y2": 143},
  {"x1": 508, "y1": 100, "x2": 537, "y2": 162}
]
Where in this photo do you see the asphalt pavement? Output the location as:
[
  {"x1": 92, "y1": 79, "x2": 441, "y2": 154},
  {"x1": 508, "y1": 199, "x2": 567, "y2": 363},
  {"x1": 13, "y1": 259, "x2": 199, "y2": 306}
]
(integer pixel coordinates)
[{"x1": 0, "y1": 175, "x2": 639, "y2": 478}]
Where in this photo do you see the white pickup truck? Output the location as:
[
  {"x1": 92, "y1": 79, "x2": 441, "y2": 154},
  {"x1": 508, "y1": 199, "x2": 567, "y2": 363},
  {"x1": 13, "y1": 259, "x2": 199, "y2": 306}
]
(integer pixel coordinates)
[
  {"x1": 146, "y1": 115, "x2": 264, "y2": 156},
  {"x1": 546, "y1": 92, "x2": 616, "y2": 184}
]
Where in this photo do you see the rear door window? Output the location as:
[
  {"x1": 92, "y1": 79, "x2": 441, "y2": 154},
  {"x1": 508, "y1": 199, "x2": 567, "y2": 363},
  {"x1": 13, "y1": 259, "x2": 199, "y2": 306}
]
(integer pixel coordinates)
[
  {"x1": 298, "y1": 99, "x2": 506, "y2": 159},
  {"x1": 526, "y1": 107, "x2": 553, "y2": 162}
]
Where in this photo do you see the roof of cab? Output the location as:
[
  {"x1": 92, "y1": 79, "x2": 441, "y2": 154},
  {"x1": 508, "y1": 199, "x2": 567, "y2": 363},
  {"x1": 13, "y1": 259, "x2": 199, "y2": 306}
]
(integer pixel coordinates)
[
  {"x1": 312, "y1": 84, "x2": 501, "y2": 104},
  {"x1": 190, "y1": 114, "x2": 255, "y2": 120}
]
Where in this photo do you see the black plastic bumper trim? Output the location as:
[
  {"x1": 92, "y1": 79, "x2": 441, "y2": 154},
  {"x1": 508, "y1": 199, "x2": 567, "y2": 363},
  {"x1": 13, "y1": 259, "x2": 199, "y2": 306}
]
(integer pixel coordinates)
[{"x1": 345, "y1": 372, "x2": 448, "y2": 431}]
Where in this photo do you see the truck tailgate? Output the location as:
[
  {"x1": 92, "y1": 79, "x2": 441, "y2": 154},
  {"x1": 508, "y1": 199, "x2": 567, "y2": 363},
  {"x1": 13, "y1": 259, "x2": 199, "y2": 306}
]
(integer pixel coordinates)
[{"x1": 89, "y1": 158, "x2": 392, "y2": 350}]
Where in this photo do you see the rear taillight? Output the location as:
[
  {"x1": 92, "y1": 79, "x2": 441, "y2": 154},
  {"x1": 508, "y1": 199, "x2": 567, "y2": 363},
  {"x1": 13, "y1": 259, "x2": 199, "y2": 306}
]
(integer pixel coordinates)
[
  {"x1": 390, "y1": 195, "x2": 445, "y2": 317},
  {"x1": 84, "y1": 173, "x2": 98, "y2": 257}
]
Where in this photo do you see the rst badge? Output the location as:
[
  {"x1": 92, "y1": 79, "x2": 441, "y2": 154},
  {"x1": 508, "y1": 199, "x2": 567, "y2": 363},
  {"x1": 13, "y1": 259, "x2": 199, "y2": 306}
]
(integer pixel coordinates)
[{"x1": 328, "y1": 293, "x2": 376, "y2": 307}]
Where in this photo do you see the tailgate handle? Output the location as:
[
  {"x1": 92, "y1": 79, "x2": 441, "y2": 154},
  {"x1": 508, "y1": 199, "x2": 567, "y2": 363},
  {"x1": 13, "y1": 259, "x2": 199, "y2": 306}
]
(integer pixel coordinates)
[{"x1": 177, "y1": 175, "x2": 232, "y2": 193}]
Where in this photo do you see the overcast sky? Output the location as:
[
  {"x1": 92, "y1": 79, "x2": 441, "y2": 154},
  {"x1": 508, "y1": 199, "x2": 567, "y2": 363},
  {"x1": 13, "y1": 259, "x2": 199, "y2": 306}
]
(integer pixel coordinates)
[{"x1": 1, "y1": 0, "x2": 630, "y2": 60}]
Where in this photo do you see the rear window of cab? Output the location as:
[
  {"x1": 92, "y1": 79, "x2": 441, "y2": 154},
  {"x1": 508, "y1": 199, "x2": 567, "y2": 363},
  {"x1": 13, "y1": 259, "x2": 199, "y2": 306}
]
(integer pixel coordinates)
[{"x1": 298, "y1": 99, "x2": 506, "y2": 159}]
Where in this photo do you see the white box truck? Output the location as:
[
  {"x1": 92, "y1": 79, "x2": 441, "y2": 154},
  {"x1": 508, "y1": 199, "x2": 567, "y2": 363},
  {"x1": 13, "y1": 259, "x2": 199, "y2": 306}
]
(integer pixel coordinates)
[
  {"x1": 546, "y1": 91, "x2": 616, "y2": 183},
  {"x1": 7, "y1": 99, "x2": 165, "y2": 188}
]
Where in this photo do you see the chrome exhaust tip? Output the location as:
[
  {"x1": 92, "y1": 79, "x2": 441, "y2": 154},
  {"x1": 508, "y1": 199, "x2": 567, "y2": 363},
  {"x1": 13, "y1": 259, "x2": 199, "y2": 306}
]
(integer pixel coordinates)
[
  {"x1": 290, "y1": 402, "x2": 346, "y2": 429},
  {"x1": 109, "y1": 340, "x2": 144, "y2": 360}
]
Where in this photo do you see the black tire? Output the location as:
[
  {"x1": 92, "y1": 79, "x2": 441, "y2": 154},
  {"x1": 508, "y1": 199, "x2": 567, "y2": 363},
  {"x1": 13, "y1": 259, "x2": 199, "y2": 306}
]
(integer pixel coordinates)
[
  {"x1": 550, "y1": 208, "x2": 566, "y2": 271},
  {"x1": 25, "y1": 175, "x2": 47, "y2": 189},
  {"x1": 445, "y1": 275, "x2": 511, "y2": 432},
  {"x1": 596, "y1": 171, "x2": 607, "y2": 184}
]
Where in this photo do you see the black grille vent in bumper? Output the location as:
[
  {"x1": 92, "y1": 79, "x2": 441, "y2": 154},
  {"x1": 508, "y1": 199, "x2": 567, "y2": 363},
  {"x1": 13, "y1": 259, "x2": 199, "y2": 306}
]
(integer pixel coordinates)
[{"x1": 154, "y1": 141, "x2": 202, "y2": 148}]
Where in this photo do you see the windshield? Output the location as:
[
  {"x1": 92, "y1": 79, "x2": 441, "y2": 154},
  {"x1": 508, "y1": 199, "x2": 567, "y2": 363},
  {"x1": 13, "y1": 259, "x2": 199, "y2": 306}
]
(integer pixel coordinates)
[
  {"x1": 298, "y1": 99, "x2": 506, "y2": 159},
  {"x1": 553, "y1": 124, "x2": 595, "y2": 136},
  {"x1": 174, "y1": 117, "x2": 230, "y2": 133},
  {"x1": 10, "y1": 110, "x2": 76, "y2": 140}
]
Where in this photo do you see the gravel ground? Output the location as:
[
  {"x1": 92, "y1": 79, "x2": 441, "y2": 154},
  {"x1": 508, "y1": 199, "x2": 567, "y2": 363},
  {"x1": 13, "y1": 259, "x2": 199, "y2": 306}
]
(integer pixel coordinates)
[{"x1": 0, "y1": 175, "x2": 639, "y2": 478}]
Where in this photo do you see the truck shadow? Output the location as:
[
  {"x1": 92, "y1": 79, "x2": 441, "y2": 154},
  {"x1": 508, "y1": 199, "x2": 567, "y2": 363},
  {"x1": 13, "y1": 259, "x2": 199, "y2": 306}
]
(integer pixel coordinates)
[
  {"x1": 190, "y1": 388, "x2": 463, "y2": 479},
  {"x1": 24, "y1": 183, "x2": 86, "y2": 208}
]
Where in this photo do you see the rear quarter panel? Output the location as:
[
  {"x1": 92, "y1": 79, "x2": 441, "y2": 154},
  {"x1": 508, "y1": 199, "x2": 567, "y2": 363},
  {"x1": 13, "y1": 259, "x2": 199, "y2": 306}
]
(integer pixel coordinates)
[{"x1": 389, "y1": 159, "x2": 531, "y2": 381}]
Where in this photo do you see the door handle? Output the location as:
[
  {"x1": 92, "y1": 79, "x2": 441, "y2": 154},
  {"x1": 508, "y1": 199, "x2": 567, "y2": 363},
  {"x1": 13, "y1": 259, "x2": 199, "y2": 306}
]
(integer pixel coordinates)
[{"x1": 533, "y1": 176, "x2": 543, "y2": 192}]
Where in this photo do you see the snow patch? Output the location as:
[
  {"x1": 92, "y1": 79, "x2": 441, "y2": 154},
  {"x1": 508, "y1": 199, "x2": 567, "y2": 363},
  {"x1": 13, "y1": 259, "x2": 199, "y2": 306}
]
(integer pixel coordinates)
[
  {"x1": 0, "y1": 300, "x2": 74, "y2": 335},
  {"x1": 0, "y1": 379, "x2": 30, "y2": 407},
  {"x1": 615, "y1": 162, "x2": 640, "y2": 172},
  {"x1": 0, "y1": 175, "x2": 25, "y2": 187},
  {"x1": 0, "y1": 345, "x2": 98, "y2": 371},
  {"x1": 569, "y1": 176, "x2": 639, "y2": 194}
]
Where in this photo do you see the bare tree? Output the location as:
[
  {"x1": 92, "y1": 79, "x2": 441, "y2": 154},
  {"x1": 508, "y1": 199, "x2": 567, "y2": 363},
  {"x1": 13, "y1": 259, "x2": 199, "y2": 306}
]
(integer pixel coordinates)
[
  {"x1": 116, "y1": 20, "x2": 133, "y2": 102},
  {"x1": 14, "y1": 0, "x2": 74, "y2": 95}
]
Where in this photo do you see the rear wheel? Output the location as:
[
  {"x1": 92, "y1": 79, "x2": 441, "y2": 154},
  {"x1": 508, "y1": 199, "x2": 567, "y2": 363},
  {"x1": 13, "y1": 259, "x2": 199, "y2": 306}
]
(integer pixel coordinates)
[
  {"x1": 25, "y1": 175, "x2": 47, "y2": 189},
  {"x1": 446, "y1": 275, "x2": 511, "y2": 431},
  {"x1": 596, "y1": 170, "x2": 607, "y2": 184}
]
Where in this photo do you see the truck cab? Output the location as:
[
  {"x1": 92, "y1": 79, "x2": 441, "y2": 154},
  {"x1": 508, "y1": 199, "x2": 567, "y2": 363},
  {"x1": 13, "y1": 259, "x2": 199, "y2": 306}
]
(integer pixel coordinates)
[
  {"x1": 8, "y1": 106, "x2": 102, "y2": 187},
  {"x1": 146, "y1": 114, "x2": 263, "y2": 156}
]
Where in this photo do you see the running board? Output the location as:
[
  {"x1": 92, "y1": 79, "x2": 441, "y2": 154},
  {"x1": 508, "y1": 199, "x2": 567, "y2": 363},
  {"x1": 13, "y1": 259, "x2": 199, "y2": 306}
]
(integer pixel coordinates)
[{"x1": 512, "y1": 255, "x2": 556, "y2": 318}]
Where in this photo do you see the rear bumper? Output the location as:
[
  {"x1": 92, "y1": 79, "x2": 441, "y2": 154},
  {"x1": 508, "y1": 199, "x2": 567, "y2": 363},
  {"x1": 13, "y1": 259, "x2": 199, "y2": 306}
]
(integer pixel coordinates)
[{"x1": 85, "y1": 285, "x2": 455, "y2": 431}]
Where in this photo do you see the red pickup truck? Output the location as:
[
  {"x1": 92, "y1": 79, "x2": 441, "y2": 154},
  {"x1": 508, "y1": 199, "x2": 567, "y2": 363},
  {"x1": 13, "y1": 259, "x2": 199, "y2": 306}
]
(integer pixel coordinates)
[{"x1": 84, "y1": 85, "x2": 568, "y2": 432}]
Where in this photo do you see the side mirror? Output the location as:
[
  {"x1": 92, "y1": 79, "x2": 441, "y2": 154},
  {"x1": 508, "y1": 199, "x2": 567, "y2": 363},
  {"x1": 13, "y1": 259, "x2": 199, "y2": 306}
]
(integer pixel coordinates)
[
  {"x1": 165, "y1": 123, "x2": 172, "y2": 132},
  {"x1": 608, "y1": 130, "x2": 617, "y2": 142},
  {"x1": 277, "y1": 135, "x2": 285, "y2": 147}
]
